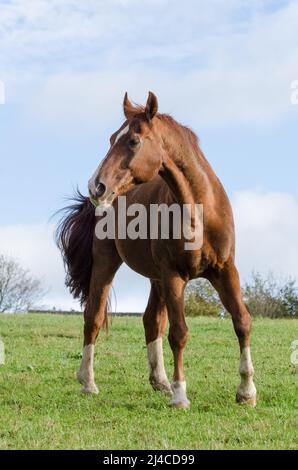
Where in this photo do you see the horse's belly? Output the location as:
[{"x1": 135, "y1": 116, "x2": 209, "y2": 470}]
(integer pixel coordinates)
[{"x1": 115, "y1": 238, "x2": 160, "y2": 279}]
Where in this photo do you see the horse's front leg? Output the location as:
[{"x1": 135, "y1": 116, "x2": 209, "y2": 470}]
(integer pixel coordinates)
[
  {"x1": 77, "y1": 246, "x2": 121, "y2": 394},
  {"x1": 143, "y1": 281, "x2": 172, "y2": 395},
  {"x1": 77, "y1": 284, "x2": 109, "y2": 394},
  {"x1": 162, "y1": 273, "x2": 190, "y2": 409}
]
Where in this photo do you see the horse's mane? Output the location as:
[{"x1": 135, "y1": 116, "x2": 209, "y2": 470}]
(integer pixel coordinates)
[
  {"x1": 157, "y1": 113, "x2": 200, "y2": 154},
  {"x1": 130, "y1": 102, "x2": 201, "y2": 156},
  {"x1": 128, "y1": 100, "x2": 212, "y2": 180}
]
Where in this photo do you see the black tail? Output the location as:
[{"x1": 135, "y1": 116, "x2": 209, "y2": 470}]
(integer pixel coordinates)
[{"x1": 55, "y1": 190, "x2": 95, "y2": 305}]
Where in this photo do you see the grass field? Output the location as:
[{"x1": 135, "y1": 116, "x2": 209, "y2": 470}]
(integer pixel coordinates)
[{"x1": 0, "y1": 314, "x2": 297, "y2": 450}]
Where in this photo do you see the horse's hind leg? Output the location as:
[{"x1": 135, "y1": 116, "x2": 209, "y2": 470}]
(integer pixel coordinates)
[
  {"x1": 206, "y1": 260, "x2": 257, "y2": 406},
  {"x1": 143, "y1": 281, "x2": 172, "y2": 395},
  {"x1": 77, "y1": 241, "x2": 122, "y2": 394}
]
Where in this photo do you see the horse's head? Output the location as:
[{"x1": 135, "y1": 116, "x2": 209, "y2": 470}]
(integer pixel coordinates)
[{"x1": 88, "y1": 91, "x2": 164, "y2": 207}]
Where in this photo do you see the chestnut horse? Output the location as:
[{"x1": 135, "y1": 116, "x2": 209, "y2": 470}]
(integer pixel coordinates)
[{"x1": 57, "y1": 92, "x2": 256, "y2": 408}]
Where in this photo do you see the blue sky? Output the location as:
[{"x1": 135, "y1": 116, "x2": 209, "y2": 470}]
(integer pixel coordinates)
[{"x1": 0, "y1": 0, "x2": 297, "y2": 311}]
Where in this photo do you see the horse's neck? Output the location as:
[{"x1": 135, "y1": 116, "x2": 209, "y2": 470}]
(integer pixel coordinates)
[{"x1": 160, "y1": 129, "x2": 211, "y2": 206}]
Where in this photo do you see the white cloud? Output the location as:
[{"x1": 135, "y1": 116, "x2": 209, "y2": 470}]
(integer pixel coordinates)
[
  {"x1": 0, "y1": 190, "x2": 297, "y2": 311},
  {"x1": 233, "y1": 190, "x2": 298, "y2": 282},
  {"x1": 2, "y1": 1, "x2": 298, "y2": 128},
  {"x1": 0, "y1": 79, "x2": 5, "y2": 104}
]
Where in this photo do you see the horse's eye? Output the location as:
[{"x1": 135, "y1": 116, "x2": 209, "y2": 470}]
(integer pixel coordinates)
[{"x1": 129, "y1": 137, "x2": 140, "y2": 148}]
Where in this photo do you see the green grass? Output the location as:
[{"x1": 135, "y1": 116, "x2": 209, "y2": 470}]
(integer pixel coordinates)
[{"x1": 0, "y1": 314, "x2": 297, "y2": 450}]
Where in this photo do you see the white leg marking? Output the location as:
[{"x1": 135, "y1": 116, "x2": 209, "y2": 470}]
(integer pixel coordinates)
[
  {"x1": 170, "y1": 381, "x2": 190, "y2": 409},
  {"x1": 77, "y1": 344, "x2": 99, "y2": 394},
  {"x1": 237, "y1": 347, "x2": 256, "y2": 405},
  {"x1": 147, "y1": 338, "x2": 172, "y2": 395}
]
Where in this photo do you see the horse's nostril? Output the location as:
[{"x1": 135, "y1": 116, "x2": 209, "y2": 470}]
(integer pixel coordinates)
[{"x1": 95, "y1": 182, "x2": 106, "y2": 198}]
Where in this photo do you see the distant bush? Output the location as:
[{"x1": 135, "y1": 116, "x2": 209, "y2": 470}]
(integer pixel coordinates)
[
  {"x1": 185, "y1": 272, "x2": 298, "y2": 319},
  {"x1": 0, "y1": 254, "x2": 44, "y2": 313},
  {"x1": 185, "y1": 279, "x2": 223, "y2": 317},
  {"x1": 243, "y1": 272, "x2": 298, "y2": 318}
]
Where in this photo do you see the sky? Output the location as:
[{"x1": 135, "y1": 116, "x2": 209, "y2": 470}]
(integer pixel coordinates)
[{"x1": 0, "y1": 0, "x2": 297, "y2": 311}]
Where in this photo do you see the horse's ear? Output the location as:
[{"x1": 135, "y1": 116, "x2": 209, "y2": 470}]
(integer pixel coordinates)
[
  {"x1": 145, "y1": 91, "x2": 158, "y2": 120},
  {"x1": 123, "y1": 92, "x2": 137, "y2": 120}
]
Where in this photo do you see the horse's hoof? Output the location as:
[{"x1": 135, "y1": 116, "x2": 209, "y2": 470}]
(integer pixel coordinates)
[
  {"x1": 150, "y1": 377, "x2": 173, "y2": 396},
  {"x1": 170, "y1": 380, "x2": 190, "y2": 409},
  {"x1": 236, "y1": 392, "x2": 257, "y2": 407},
  {"x1": 170, "y1": 399, "x2": 190, "y2": 410},
  {"x1": 81, "y1": 383, "x2": 99, "y2": 395},
  {"x1": 77, "y1": 371, "x2": 99, "y2": 394}
]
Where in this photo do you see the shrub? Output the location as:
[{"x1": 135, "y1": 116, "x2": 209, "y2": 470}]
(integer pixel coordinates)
[
  {"x1": 185, "y1": 279, "x2": 223, "y2": 317},
  {"x1": 185, "y1": 271, "x2": 298, "y2": 318},
  {"x1": 243, "y1": 271, "x2": 298, "y2": 318}
]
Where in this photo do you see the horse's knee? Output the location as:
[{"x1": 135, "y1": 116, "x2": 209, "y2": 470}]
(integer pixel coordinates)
[
  {"x1": 142, "y1": 311, "x2": 151, "y2": 330},
  {"x1": 232, "y1": 309, "x2": 252, "y2": 343},
  {"x1": 168, "y1": 324, "x2": 188, "y2": 351},
  {"x1": 83, "y1": 317, "x2": 103, "y2": 344}
]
